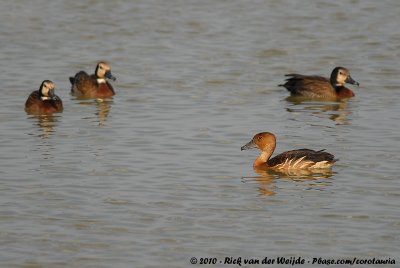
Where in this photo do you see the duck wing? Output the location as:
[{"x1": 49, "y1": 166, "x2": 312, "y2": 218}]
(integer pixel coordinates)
[
  {"x1": 268, "y1": 149, "x2": 337, "y2": 169},
  {"x1": 70, "y1": 71, "x2": 97, "y2": 94},
  {"x1": 49, "y1": 95, "x2": 63, "y2": 110},
  {"x1": 280, "y1": 74, "x2": 336, "y2": 98},
  {"x1": 105, "y1": 81, "x2": 115, "y2": 95},
  {"x1": 25, "y1": 90, "x2": 41, "y2": 109}
]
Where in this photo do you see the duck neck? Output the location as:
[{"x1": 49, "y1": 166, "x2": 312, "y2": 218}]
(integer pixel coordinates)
[
  {"x1": 253, "y1": 145, "x2": 275, "y2": 168},
  {"x1": 97, "y1": 78, "x2": 106, "y2": 84},
  {"x1": 335, "y1": 86, "x2": 355, "y2": 98}
]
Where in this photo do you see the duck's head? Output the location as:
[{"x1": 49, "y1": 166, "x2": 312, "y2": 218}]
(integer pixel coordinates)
[
  {"x1": 241, "y1": 132, "x2": 276, "y2": 151},
  {"x1": 39, "y1": 80, "x2": 56, "y2": 101},
  {"x1": 331, "y1": 67, "x2": 359, "y2": 87},
  {"x1": 95, "y1": 62, "x2": 116, "y2": 81}
]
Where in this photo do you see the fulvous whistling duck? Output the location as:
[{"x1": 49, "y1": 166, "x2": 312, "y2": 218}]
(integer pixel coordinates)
[
  {"x1": 70, "y1": 62, "x2": 116, "y2": 99},
  {"x1": 241, "y1": 132, "x2": 337, "y2": 170},
  {"x1": 279, "y1": 67, "x2": 359, "y2": 99},
  {"x1": 25, "y1": 80, "x2": 63, "y2": 114}
]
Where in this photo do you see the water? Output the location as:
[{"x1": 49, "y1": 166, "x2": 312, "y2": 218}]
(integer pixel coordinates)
[{"x1": 1, "y1": 0, "x2": 399, "y2": 267}]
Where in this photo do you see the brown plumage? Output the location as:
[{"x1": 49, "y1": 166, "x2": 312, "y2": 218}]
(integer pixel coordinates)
[
  {"x1": 241, "y1": 132, "x2": 337, "y2": 170},
  {"x1": 25, "y1": 80, "x2": 63, "y2": 115},
  {"x1": 70, "y1": 62, "x2": 116, "y2": 99},
  {"x1": 279, "y1": 67, "x2": 359, "y2": 100}
]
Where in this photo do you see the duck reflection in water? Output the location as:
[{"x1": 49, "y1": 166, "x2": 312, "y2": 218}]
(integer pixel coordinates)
[
  {"x1": 242, "y1": 168, "x2": 334, "y2": 196},
  {"x1": 285, "y1": 97, "x2": 352, "y2": 125},
  {"x1": 76, "y1": 98, "x2": 112, "y2": 126},
  {"x1": 28, "y1": 114, "x2": 61, "y2": 139},
  {"x1": 95, "y1": 99, "x2": 111, "y2": 126}
]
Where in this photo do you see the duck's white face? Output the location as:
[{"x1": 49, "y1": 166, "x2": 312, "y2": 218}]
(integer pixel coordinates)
[
  {"x1": 96, "y1": 62, "x2": 110, "y2": 78},
  {"x1": 95, "y1": 62, "x2": 116, "y2": 82},
  {"x1": 40, "y1": 80, "x2": 56, "y2": 100},
  {"x1": 332, "y1": 67, "x2": 359, "y2": 87},
  {"x1": 336, "y1": 68, "x2": 349, "y2": 86}
]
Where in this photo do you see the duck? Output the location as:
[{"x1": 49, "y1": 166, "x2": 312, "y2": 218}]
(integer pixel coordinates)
[
  {"x1": 25, "y1": 80, "x2": 63, "y2": 114},
  {"x1": 279, "y1": 67, "x2": 359, "y2": 99},
  {"x1": 241, "y1": 132, "x2": 337, "y2": 170},
  {"x1": 69, "y1": 62, "x2": 116, "y2": 99}
]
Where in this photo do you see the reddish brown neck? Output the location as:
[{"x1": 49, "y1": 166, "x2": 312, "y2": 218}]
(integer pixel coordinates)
[
  {"x1": 253, "y1": 145, "x2": 275, "y2": 168},
  {"x1": 335, "y1": 86, "x2": 355, "y2": 98}
]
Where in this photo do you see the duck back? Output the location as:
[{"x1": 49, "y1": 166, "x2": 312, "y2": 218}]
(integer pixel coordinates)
[
  {"x1": 70, "y1": 71, "x2": 96, "y2": 95},
  {"x1": 268, "y1": 149, "x2": 337, "y2": 170},
  {"x1": 280, "y1": 74, "x2": 337, "y2": 98}
]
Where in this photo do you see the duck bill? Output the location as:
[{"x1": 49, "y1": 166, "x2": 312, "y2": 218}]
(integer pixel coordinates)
[
  {"x1": 105, "y1": 70, "x2": 116, "y2": 81},
  {"x1": 48, "y1": 89, "x2": 57, "y2": 100},
  {"x1": 47, "y1": 89, "x2": 55, "y2": 99},
  {"x1": 345, "y1": 75, "x2": 359, "y2": 86},
  {"x1": 241, "y1": 140, "x2": 257, "y2": 151},
  {"x1": 48, "y1": 90, "x2": 59, "y2": 108}
]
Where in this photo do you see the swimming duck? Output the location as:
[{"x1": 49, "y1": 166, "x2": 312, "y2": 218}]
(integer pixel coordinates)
[
  {"x1": 279, "y1": 67, "x2": 359, "y2": 99},
  {"x1": 70, "y1": 62, "x2": 116, "y2": 99},
  {"x1": 25, "y1": 80, "x2": 63, "y2": 114},
  {"x1": 241, "y1": 132, "x2": 337, "y2": 170}
]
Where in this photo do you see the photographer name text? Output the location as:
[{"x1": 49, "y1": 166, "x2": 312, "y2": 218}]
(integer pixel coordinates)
[{"x1": 189, "y1": 256, "x2": 395, "y2": 266}]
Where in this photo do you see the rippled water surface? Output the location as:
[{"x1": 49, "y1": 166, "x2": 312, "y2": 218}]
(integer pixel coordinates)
[{"x1": 1, "y1": 0, "x2": 399, "y2": 267}]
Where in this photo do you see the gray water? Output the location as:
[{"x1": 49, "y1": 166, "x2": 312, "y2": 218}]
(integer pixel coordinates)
[{"x1": 1, "y1": 0, "x2": 399, "y2": 267}]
